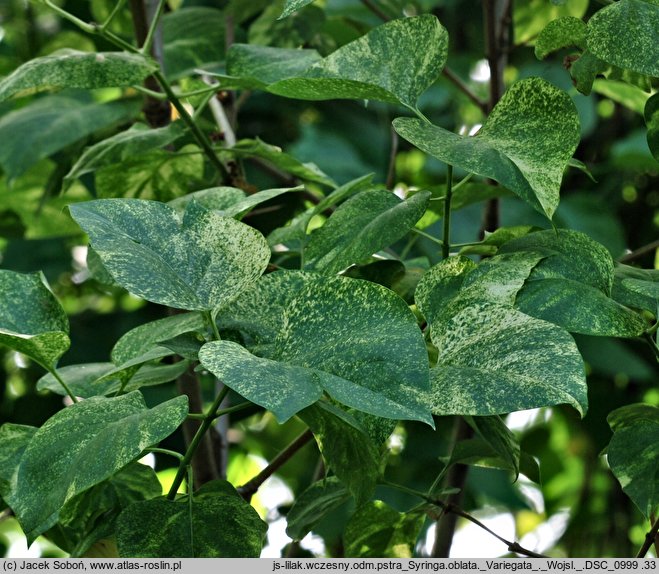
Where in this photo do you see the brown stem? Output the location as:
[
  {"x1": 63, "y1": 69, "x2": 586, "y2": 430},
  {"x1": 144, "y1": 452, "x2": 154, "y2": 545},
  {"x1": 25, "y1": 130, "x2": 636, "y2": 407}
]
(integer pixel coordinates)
[
  {"x1": 431, "y1": 416, "x2": 474, "y2": 557},
  {"x1": 442, "y1": 67, "x2": 488, "y2": 114},
  {"x1": 618, "y1": 239, "x2": 659, "y2": 263},
  {"x1": 128, "y1": 0, "x2": 170, "y2": 127},
  {"x1": 636, "y1": 515, "x2": 659, "y2": 558},
  {"x1": 237, "y1": 429, "x2": 314, "y2": 501}
]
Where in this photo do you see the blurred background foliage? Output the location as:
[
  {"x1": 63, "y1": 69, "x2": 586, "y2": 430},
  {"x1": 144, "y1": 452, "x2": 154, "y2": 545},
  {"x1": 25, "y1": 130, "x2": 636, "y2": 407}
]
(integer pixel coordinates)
[{"x1": 0, "y1": 0, "x2": 657, "y2": 558}]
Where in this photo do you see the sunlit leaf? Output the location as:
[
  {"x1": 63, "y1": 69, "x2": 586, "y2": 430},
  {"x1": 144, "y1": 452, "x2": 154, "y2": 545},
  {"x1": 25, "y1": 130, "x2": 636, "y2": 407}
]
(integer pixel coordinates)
[
  {"x1": 0, "y1": 50, "x2": 156, "y2": 101},
  {"x1": 279, "y1": 0, "x2": 317, "y2": 19},
  {"x1": 0, "y1": 270, "x2": 69, "y2": 370},
  {"x1": 69, "y1": 199, "x2": 270, "y2": 311},
  {"x1": 203, "y1": 271, "x2": 432, "y2": 425},
  {"x1": 13, "y1": 392, "x2": 188, "y2": 543},
  {"x1": 429, "y1": 304, "x2": 587, "y2": 416},
  {"x1": 587, "y1": 0, "x2": 659, "y2": 77},
  {"x1": 394, "y1": 78, "x2": 580, "y2": 219},
  {"x1": 535, "y1": 16, "x2": 587, "y2": 59}
]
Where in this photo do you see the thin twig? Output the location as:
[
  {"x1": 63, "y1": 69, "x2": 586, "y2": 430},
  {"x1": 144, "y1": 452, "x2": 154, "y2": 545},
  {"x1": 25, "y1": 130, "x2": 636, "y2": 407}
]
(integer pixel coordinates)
[
  {"x1": 442, "y1": 67, "x2": 488, "y2": 114},
  {"x1": 636, "y1": 515, "x2": 659, "y2": 558},
  {"x1": 618, "y1": 239, "x2": 659, "y2": 263},
  {"x1": 237, "y1": 429, "x2": 314, "y2": 501},
  {"x1": 360, "y1": 0, "x2": 390, "y2": 21}
]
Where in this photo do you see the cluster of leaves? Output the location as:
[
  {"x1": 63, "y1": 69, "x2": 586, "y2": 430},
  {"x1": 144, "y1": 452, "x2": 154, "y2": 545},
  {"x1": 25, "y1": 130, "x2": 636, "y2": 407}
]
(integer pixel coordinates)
[{"x1": 0, "y1": 0, "x2": 657, "y2": 559}]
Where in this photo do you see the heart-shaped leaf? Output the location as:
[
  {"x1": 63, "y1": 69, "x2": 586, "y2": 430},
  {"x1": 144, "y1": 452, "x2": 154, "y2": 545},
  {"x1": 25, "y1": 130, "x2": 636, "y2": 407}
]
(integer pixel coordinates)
[
  {"x1": 0, "y1": 50, "x2": 157, "y2": 101},
  {"x1": 0, "y1": 270, "x2": 69, "y2": 370},
  {"x1": 203, "y1": 271, "x2": 432, "y2": 425},
  {"x1": 69, "y1": 199, "x2": 270, "y2": 311},
  {"x1": 394, "y1": 78, "x2": 580, "y2": 219},
  {"x1": 587, "y1": 0, "x2": 659, "y2": 77},
  {"x1": 499, "y1": 230, "x2": 646, "y2": 337},
  {"x1": 116, "y1": 483, "x2": 267, "y2": 557},
  {"x1": 304, "y1": 189, "x2": 431, "y2": 275},
  {"x1": 429, "y1": 304, "x2": 587, "y2": 416},
  {"x1": 607, "y1": 404, "x2": 659, "y2": 517},
  {"x1": 13, "y1": 391, "x2": 188, "y2": 543}
]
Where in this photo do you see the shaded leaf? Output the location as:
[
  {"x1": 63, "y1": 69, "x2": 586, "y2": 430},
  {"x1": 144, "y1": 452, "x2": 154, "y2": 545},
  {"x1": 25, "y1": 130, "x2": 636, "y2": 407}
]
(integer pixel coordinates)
[
  {"x1": 304, "y1": 189, "x2": 431, "y2": 275},
  {"x1": 94, "y1": 144, "x2": 205, "y2": 201},
  {"x1": 535, "y1": 16, "x2": 587, "y2": 59},
  {"x1": 394, "y1": 78, "x2": 580, "y2": 219},
  {"x1": 64, "y1": 122, "x2": 185, "y2": 188},
  {"x1": 285, "y1": 477, "x2": 350, "y2": 541},
  {"x1": 587, "y1": 0, "x2": 659, "y2": 77},
  {"x1": 206, "y1": 271, "x2": 432, "y2": 425},
  {"x1": 299, "y1": 402, "x2": 381, "y2": 503},
  {"x1": 429, "y1": 304, "x2": 587, "y2": 416},
  {"x1": 13, "y1": 392, "x2": 188, "y2": 542},
  {"x1": 467, "y1": 416, "x2": 520, "y2": 478},
  {"x1": 344, "y1": 500, "x2": 423, "y2": 558},
  {"x1": 227, "y1": 139, "x2": 336, "y2": 187},
  {"x1": 162, "y1": 8, "x2": 225, "y2": 79},
  {"x1": 646, "y1": 93, "x2": 659, "y2": 162},
  {"x1": 0, "y1": 95, "x2": 139, "y2": 181},
  {"x1": 69, "y1": 199, "x2": 270, "y2": 311},
  {"x1": 570, "y1": 50, "x2": 608, "y2": 95},
  {"x1": 0, "y1": 424, "x2": 37, "y2": 508},
  {"x1": 51, "y1": 463, "x2": 162, "y2": 557},
  {"x1": 0, "y1": 50, "x2": 156, "y2": 101},
  {"x1": 116, "y1": 484, "x2": 267, "y2": 557},
  {"x1": 0, "y1": 270, "x2": 69, "y2": 370},
  {"x1": 607, "y1": 404, "x2": 659, "y2": 517}
]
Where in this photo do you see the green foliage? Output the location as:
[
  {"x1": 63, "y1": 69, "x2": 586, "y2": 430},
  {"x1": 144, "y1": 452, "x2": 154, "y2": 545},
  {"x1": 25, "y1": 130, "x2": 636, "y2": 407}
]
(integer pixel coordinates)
[{"x1": 0, "y1": 0, "x2": 656, "y2": 561}]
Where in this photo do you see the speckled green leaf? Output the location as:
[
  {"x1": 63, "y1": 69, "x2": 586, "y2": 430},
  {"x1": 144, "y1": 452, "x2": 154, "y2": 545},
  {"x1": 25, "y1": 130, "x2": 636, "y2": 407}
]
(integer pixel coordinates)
[
  {"x1": 268, "y1": 15, "x2": 448, "y2": 109},
  {"x1": 0, "y1": 424, "x2": 37, "y2": 509},
  {"x1": 0, "y1": 270, "x2": 69, "y2": 370},
  {"x1": 514, "y1": 0, "x2": 588, "y2": 44},
  {"x1": 168, "y1": 187, "x2": 246, "y2": 213},
  {"x1": 535, "y1": 16, "x2": 587, "y2": 59},
  {"x1": 286, "y1": 477, "x2": 350, "y2": 541},
  {"x1": 394, "y1": 78, "x2": 580, "y2": 219},
  {"x1": 69, "y1": 199, "x2": 270, "y2": 311},
  {"x1": 112, "y1": 312, "x2": 207, "y2": 364},
  {"x1": 94, "y1": 144, "x2": 205, "y2": 201},
  {"x1": 0, "y1": 50, "x2": 157, "y2": 101},
  {"x1": 51, "y1": 463, "x2": 162, "y2": 557},
  {"x1": 0, "y1": 95, "x2": 139, "y2": 181},
  {"x1": 279, "y1": 0, "x2": 316, "y2": 19},
  {"x1": 587, "y1": 0, "x2": 659, "y2": 77},
  {"x1": 646, "y1": 93, "x2": 659, "y2": 161},
  {"x1": 607, "y1": 404, "x2": 659, "y2": 517},
  {"x1": 96, "y1": 347, "x2": 176, "y2": 392},
  {"x1": 217, "y1": 186, "x2": 303, "y2": 219},
  {"x1": 500, "y1": 230, "x2": 646, "y2": 336},
  {"x1": 304, "y1": 189, "x2": 431, "y2": 275},
  {"x1": 227, "y1": 139, "x2": 336, "y2": 187},
  {"x1": 215, "y1": 44, "x2": 321, "y2": 89},
  {"x1": 415, "y1": 252, "x2": 543, "y2": 342},
  {"x1": 37, "y1": 360, "x2": 189, "y2": 398},
  {"x1": 299, "y1": 402, "x2": 381, "y2": 503},
  {"x1": 64, "y1": 122, "x2": 185, "y2": 189},
  {"x1": 612, "y1": 265, "x2": 659, "y2": 313},
  {"x1": 430, "y1": 304, "x2": 587, "y2": 416},
  {"x1": 13, "y1": 391, "x2": 188, "y2": 543},
  {"x1": 208, "y1": 271, "x2": 432, "y2": 425},
  {"x1": 570, "y1": 51, "x2": 608, "y2": 95},
  {"x1": 344, "y1": 500, "x2": 424, "y2": 558},
  {"x1": 116, "y1": 485, "x2": 267, "y2": 557}
]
